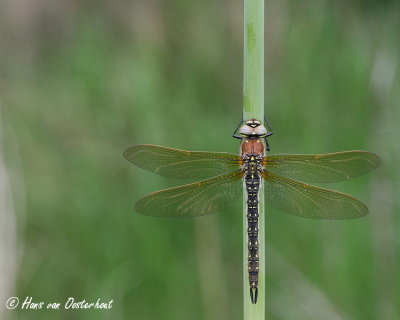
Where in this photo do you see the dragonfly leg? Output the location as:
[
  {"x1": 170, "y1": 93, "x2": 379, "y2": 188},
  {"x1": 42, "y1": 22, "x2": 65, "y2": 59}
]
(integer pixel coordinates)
[
  {"x1": 232, "y1": 119, "x2": 244, "y2": 140},
  {"x1": 264, "y1": 137, "x2": 271, "y2": 151}
]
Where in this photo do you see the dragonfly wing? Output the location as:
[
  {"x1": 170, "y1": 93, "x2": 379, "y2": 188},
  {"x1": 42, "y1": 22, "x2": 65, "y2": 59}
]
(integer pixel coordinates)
[
  {"x1": 261, "y1": 170, "x2": 368, "y2": 219},
  {"x1": 124, "y1": 144, "x2": 242, "y2": 179},
  {"x1": 135, "y1": 171, "x2": 244, "y2": 217},
  {"x1": 265, "y1": 151, "x2": 381, "y2": 183}
]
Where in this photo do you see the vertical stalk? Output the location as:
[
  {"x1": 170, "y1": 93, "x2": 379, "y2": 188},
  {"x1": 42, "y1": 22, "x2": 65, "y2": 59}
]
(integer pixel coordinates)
[
  {"x1": 243, "y1": 0, "x2": 264, "y2": 121},
  {"x1": 243, "y1": 0, "x2": 265, "y2": 319}
]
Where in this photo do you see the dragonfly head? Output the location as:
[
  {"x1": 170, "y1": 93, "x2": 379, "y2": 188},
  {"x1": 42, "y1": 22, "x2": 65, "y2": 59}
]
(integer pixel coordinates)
[
  {"x1": 239, "y1": 119, "x2": 272, "y2": 138},
  {"x1": 232, "y1": 118, "x2": 273, "y2": 150}
]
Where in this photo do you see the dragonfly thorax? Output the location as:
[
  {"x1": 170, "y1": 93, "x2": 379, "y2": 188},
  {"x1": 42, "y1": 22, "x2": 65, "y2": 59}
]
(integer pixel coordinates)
[{"x1": 241, "y1": 137, "x2": 266, "y2": 157}]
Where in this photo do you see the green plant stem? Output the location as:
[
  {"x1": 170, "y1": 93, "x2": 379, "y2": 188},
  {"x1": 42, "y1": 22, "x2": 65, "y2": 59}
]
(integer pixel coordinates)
[
  {"x1": 243, "y1": 0, "x2": 264, "y2": 122},
  {"x1": 243, "y1": 0, "x2": 265, "y2": 319}
]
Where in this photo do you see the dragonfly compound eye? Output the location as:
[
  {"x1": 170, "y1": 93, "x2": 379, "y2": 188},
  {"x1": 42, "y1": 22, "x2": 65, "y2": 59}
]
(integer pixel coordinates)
[
  {"x1": 254, "y1": 125, "x2": 267, "y2": 137},
  {"x1": 239, "y1": 125, "x2": 253, "y2": 136}
]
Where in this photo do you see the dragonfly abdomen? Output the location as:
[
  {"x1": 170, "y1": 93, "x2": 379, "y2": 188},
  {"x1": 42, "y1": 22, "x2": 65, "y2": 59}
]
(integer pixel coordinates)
[{"x1": 245, "y1": 170, "x2": 260, "y2": 304}]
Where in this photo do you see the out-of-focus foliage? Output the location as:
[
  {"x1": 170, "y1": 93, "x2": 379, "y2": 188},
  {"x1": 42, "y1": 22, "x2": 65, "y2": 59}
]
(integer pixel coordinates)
[{"x1": 0, "y1": 0, "x2": 399, "y2": 319}]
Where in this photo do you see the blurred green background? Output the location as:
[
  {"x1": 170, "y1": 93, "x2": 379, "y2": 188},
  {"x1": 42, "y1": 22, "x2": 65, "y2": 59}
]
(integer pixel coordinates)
[{"x1": 0, "y1": 0, "x2": 399, "y2": 319}]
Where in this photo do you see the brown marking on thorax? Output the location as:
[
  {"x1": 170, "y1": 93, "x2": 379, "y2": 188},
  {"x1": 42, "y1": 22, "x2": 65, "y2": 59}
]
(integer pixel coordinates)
[{"x1": 241, "y1": 138, "x2": 265, "y2": 156}]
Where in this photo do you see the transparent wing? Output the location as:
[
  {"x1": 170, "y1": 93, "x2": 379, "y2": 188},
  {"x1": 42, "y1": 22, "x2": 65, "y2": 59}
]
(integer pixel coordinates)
[
  {"x1": 135, "y1": 171, "x2": 244, "y2": 217},
  {"x1": 264, "y1": 151, "x2": 381, "y2": 183},
  {"x1": 261, "y1": 170, "x2": 368, "y2": 219},
  {"x1": 124, "y1": 144, "x2": 241, "y2": 179}
]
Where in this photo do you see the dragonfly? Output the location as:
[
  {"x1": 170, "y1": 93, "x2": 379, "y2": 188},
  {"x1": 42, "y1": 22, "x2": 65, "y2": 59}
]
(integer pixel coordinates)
[{"x1": 123, "y1": 118, "x2": 381, "y2": 304}]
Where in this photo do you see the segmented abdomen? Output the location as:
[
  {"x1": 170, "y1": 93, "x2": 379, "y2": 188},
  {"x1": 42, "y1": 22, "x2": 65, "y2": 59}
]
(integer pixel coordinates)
[{"x1": 245, "y1": 171, "x2": 260, "y2": 304}]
